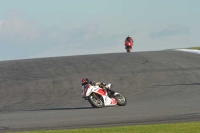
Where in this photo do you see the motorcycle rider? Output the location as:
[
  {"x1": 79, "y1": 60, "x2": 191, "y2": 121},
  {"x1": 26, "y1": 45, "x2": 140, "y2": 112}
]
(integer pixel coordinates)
[
  {"x1": 125, "y1": 35, "x2": 134, "y2": 44},
  {"x1": 125, "y1": 35, "x2": 134, "y2": 52},
  {"x1": 81, "y1": 78, "x2": 117, "y2": 98}
]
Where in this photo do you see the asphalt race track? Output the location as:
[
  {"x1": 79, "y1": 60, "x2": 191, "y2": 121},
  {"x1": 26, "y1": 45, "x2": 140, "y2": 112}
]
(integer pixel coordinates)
[{"x1": 0, "y1": 51, "x2": 200, "y2": 132}]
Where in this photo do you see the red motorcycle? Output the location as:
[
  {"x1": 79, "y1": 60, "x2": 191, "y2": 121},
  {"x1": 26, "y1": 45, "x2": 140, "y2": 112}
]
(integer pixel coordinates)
[{"x1": 125, "y1": 40, "x2": 133, "y2": 52}]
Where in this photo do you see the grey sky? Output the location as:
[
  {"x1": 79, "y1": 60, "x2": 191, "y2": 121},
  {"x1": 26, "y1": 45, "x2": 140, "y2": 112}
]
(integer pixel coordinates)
[{"x1": 0, "y1": 0, "x2": 200, "y2": 61}]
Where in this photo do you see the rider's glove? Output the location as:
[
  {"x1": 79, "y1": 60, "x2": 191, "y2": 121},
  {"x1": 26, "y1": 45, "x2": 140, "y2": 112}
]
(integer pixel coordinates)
[{"x1": 101, "y1": 82, "x2": 106, "y2": 86}]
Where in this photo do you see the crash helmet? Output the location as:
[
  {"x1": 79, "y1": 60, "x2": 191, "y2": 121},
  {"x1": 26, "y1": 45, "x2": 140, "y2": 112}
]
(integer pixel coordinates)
[
  {"x1": 81, "y1": 78, "x2": 90, "y2": 86},
  {"x1": 128, "y1": 35, "x2": 131, "y2": 37}
]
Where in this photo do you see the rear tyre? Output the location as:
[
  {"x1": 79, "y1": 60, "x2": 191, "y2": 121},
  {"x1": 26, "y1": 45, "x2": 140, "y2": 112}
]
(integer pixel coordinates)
[
  {"x1": 88, "y1": 93, "x2": 104, "y2": 108},
  {"x1": 126, "y1": 46, "x2": 131, "y2": 52},
  {"x1": 115, "y1": 94, "x2": 127, "y2": 106}
]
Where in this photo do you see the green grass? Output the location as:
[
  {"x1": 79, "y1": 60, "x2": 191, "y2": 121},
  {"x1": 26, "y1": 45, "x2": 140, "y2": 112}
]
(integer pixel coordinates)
[
  {"x1": 188, "y1": 47, "x2": 200, "y2": 50},
  {"x1": 9, "y1": 121, "x2": 200, "y2": 133}
]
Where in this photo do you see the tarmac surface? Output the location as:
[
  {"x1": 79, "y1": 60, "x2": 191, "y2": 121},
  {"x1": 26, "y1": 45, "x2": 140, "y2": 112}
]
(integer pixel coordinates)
[{"x1": 0, "y1": 51, "x2": 200, "y2": 132}]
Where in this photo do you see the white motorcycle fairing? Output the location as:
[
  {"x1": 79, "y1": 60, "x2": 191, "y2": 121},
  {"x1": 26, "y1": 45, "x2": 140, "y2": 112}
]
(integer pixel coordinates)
[{"x1": 82, "y1": 84, "x2": 117, "y2": 106}]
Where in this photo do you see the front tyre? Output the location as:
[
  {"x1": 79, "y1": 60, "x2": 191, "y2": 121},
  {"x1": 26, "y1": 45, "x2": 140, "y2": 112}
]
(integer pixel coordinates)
[
  {"x1": 88, "y1": 93, "x2": 104, "y2": 108},
  {"x1": 115, "y1": 94, "x2": 127, "y2": 106}
]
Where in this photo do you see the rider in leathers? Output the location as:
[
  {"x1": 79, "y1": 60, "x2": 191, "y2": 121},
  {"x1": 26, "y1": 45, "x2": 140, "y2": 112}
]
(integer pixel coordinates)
[
  {"x1": 81, "y1": 78, "x2": 116, "y2": 98},
  {"x1": 125, "y1": 35, "x2": 134, "y2": 43}
]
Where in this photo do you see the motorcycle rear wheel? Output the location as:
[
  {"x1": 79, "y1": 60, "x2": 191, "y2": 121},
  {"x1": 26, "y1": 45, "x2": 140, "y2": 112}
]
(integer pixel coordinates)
[
  {"x1": 88, "y1": 93, "x2": 104, "y2": 108},
  {"x1": 126, "y1": 46, "x2": 131, "y2": 52},
  {"x1": 127, "y1": 49, "x2": 130, "y2": 52}
]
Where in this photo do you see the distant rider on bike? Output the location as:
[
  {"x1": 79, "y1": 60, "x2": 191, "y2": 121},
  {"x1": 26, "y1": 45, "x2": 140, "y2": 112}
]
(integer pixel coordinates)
[{"x1": 125, "y1": 35, "x2": 134, "y2": 46}]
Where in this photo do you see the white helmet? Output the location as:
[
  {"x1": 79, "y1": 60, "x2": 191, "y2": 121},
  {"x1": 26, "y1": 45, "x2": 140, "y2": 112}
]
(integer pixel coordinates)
[{"x1": 128, "y1": 35, "x2": 131, "y2": 37}]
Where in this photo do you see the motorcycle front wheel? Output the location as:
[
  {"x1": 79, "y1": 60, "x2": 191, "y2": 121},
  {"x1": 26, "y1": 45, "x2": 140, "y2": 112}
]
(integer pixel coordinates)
[
  {"x1": 88, "y1": 93, "x2": 104, "y2": 108},
  {"x1": 115, "y1": 94, "x2": 127, "y2": 106}
]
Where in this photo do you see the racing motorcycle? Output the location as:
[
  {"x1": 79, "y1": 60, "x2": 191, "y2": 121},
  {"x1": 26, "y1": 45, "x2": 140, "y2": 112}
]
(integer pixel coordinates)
[
  {"x1": 82, "y1": 83, "x2": 127, "y2": 108},
  {"x1": 125, "y1": 40, "x2": 133, "y2": 52}
]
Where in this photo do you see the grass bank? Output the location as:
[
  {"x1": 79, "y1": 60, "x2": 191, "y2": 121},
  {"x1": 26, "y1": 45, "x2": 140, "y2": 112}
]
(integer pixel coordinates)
[
  {"x1": 10, "y1": 121, "x2": 200, "y2": 133},
  {"x1": 188, "y1": 47, "x2": 200, "y2": 50}
]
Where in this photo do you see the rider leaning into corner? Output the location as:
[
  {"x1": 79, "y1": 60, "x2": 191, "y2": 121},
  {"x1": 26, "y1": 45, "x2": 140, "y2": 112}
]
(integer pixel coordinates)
[
  {"x1": 81, "y1": 78, "x2": 117, "y2": 98},
  {"x1": 125, "y1": 35, "x2": 134, "y2": 46}
]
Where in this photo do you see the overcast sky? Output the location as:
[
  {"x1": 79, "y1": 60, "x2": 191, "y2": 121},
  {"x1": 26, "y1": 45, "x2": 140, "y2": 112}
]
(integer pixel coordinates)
[{"x1": 0, "y1": 0, "x2": 199, "y2": 61}]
